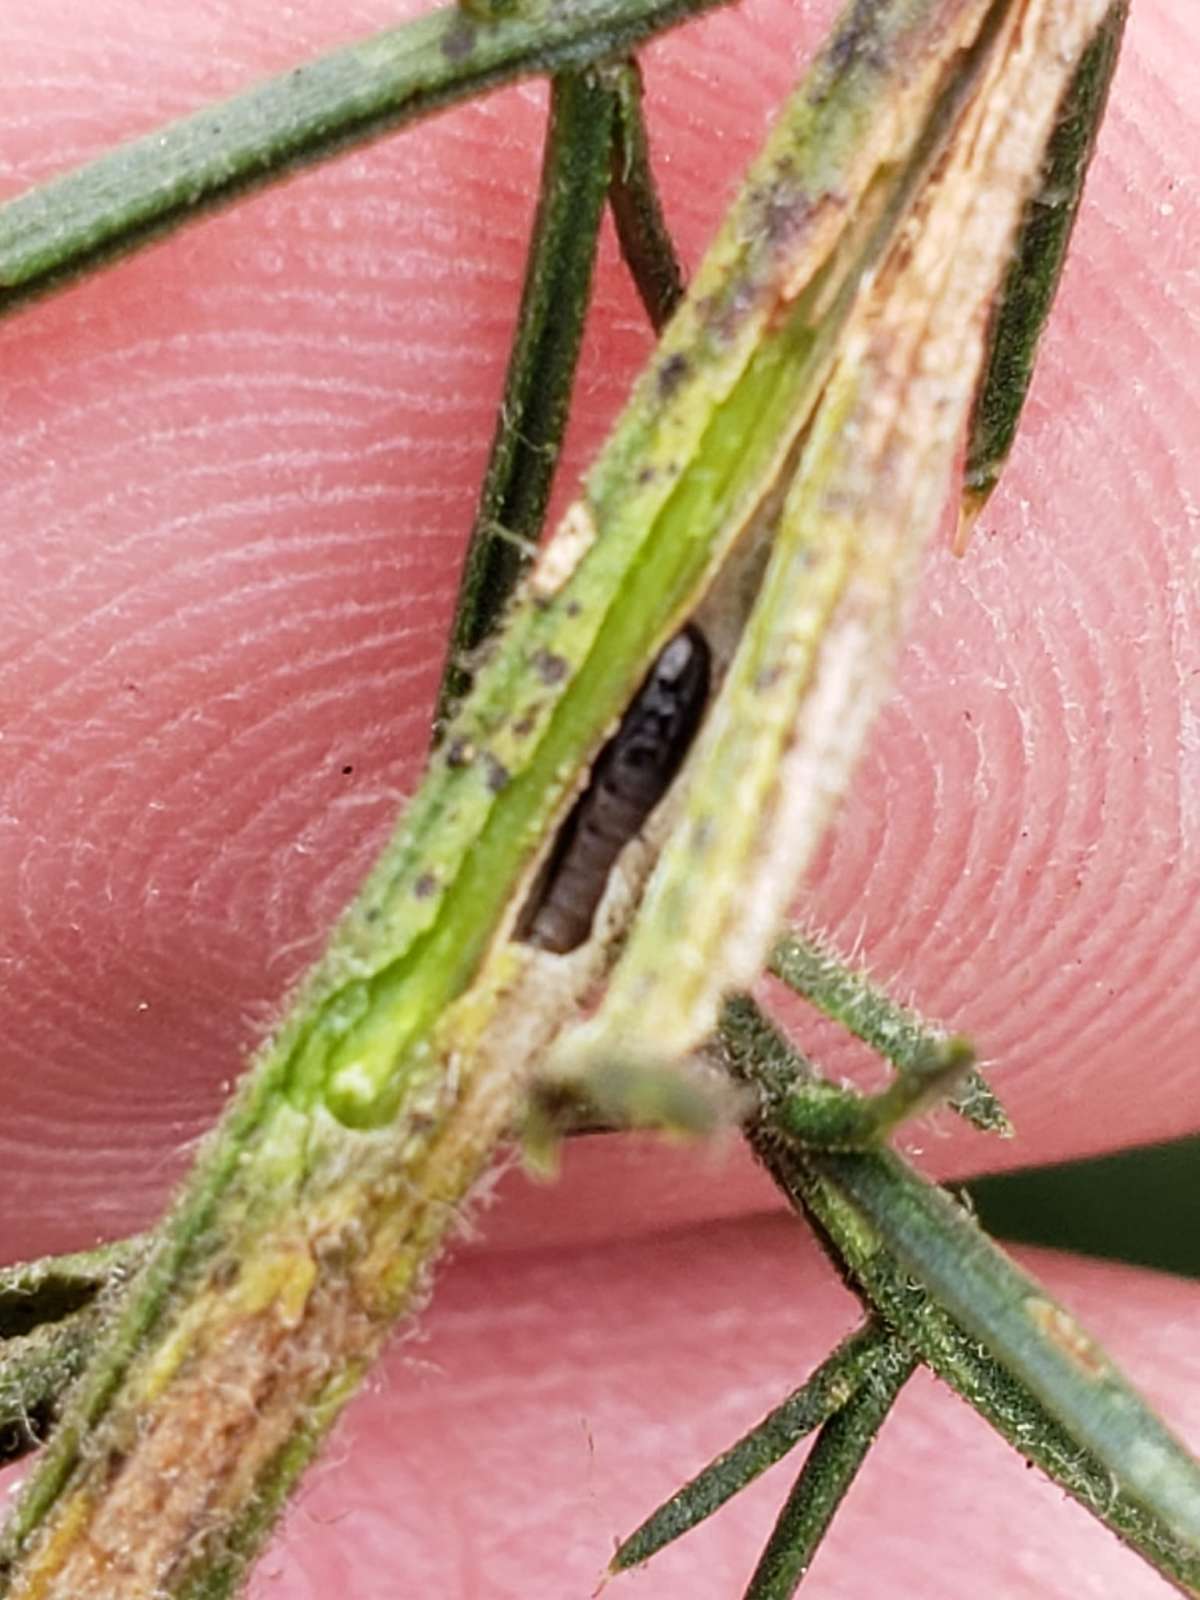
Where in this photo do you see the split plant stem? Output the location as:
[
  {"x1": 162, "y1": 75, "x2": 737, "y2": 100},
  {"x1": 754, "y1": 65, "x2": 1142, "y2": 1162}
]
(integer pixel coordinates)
[{"x1": 4, "y1": 4, "x2": 1028, "y2": 1592}]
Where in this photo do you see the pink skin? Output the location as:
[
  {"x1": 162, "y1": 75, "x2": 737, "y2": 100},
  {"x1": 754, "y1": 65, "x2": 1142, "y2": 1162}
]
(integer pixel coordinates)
[{"x1": 1, "y1": 0, "x2": 1198, "y2": 1593}]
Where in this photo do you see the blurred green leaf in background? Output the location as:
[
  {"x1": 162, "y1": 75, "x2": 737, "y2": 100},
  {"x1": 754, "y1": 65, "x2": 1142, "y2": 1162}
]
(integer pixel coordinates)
[{"x1": 974, "y1": 1136, "x2": 1200, "y2": 1280}]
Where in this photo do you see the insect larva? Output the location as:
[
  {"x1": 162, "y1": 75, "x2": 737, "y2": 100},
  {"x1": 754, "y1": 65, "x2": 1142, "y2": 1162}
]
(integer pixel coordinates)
[{"x1": 518, "y1": 625, "x2": 711, "y2": 955}]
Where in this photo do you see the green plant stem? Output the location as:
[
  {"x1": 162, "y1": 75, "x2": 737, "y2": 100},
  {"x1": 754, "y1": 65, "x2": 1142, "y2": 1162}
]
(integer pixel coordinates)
[
  {"x1": 743, "y1": 1339, "x2": 916, "y2": 1600},
  {"x1": 606, "y1": 58, "x2": 686, "y2": 330},
  {"x1": 960, "y1": 0, "x2": 1129, "y2": 532},
  {"x1": 783, "y1": 1150, "x2": 1200, "y2": 1596},
  {"x1": 435, "y1": 68, "x2": 617, "y2": 729},
  {"x1": 769, "y1": 927, "x2": 1011, "y2": 1137},
  {"x1": 3, "y1": 7, "x2": 983, "y2": 1592},
  {"x1": 816, "y1": 1148, "x2": 1200, "y2": 1548},
  {"x1": 720, "y1": 1000, "x2": 1200, "y2": 1593},
  {"x1": 0, "y1": 0, "x2": 731, "y2": 316},
  {"x1": 611, "y1": 1321, "x2": 897, "y2": 1571}
]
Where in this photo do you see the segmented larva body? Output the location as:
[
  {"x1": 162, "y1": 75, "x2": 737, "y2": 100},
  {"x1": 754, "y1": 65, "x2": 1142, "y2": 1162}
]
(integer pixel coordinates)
[{"x1": 520, "y1": 625, "x2": 711, "y2": 954}]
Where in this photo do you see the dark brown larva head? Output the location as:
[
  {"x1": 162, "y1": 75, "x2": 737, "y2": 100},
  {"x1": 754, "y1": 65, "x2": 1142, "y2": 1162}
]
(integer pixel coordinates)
[{"x1": 517, "y1": 626, "x2": 711, "y2": 955}]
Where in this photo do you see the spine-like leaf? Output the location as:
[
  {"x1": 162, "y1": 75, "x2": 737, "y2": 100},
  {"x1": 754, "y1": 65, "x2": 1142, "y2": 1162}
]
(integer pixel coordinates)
[
  {"x1": 769, "y1": 927, "x2": 1011, "y2": 1137},
  {"x1": 0, "y1": 0, "x2": 733, "y2": 315},
  {"x1": 435, "y1": 69, "x2": 618, "y2": 729},
  {"x1": 607, "y1": 58, "x2": 686, "y2": 331},
  {"x1": 958, "y1": 0, "x2": 1130, "y2": 542},
  {"x1": 742, "y1": 1340, "x2": 916, "y2": 1599},
  {"x1": 612, "y1": 1322, "x2": 898, "y2": 1571}
]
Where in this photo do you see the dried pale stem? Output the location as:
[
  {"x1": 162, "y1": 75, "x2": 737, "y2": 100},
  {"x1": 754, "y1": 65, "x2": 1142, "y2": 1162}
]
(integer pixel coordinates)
[
  {"x1": 435, "y1": 68, "x2": 617, "y2": 729},
  {"x1": 568, "y1": 0, "x2": 1113, "y2": 1070}
]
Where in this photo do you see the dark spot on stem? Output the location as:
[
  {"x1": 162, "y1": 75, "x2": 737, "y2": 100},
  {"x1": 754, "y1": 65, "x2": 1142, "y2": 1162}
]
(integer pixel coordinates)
[
  {"x1": 826, "y1": 0, "x2": 890, "y2": 77},
  {"x1": 657, "y1": 352, "x2": 690, "y2": 398},
  {"x1": 441, "y1": 15, "x2": 477, "y2": 61},
  {"x1": 483, "y1": 753, "x2": 510, "y2": 793},
  {"x1": 691, "y1": 815, "x2": 715, "y2": 852},
  {"x1": 100, "y1": 1445, "x2": 130, "y2": 1490},
  {"x1": 414, "y1": 872, "x2": 439, "y2": 900},
  {"x1": 533, "y1": 649, "x2": 569, "y2": 686},
  {"x1": 748, "y1": 173, "x2": 812, "y2": 252},
  {"x1": 209, "y1": 1257, "x2": 242, "y2": 1291},
  {"x1": 446, "y1": 737, "x2": 475, "y2": 769},
  {"x1": 703, "y1": 276, "x2": 761, "y2": 342}
]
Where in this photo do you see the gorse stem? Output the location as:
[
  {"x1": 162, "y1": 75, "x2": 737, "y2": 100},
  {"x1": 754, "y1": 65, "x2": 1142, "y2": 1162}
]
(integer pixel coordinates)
[
  {"x1": 7, "y1": 5, "x2": 1024, "y2": 1590},
  {"x1": 0, "y1": 0, "x2": 1181, "y2": 1596},
  {"x1": 610, "y1": 992, "x2": 1200, "y2": 1595},
  {"x1": 816, "y1": 1148, "x2": 1200, "y2": 1548},
  {"x1": 722, "y1": 998, "x2": 1200, "y2": 1593}
]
